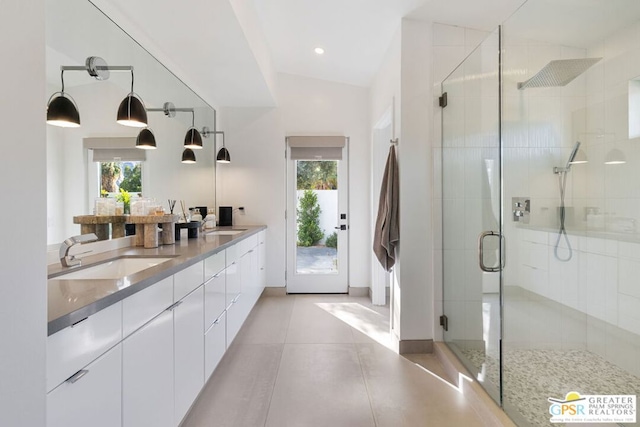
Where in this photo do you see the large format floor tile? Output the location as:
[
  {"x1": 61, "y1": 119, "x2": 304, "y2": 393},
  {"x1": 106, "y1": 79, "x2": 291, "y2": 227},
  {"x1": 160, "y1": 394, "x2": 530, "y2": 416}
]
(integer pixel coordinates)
[
  {"x1": 183, "y1": 294, "x2": 490, "y2": 427},
  {"x1": 181, "y1": 343, "x2": 283, "y2": 427},
  {"x1": 265, "y1": 343, "x2": 376, "y2": 427}
]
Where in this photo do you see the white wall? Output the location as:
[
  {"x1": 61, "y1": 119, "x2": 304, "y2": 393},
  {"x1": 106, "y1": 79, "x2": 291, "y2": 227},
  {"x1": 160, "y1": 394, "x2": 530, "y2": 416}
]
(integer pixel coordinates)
[
  {"x1": 0, "y1": 0, "x2": 47, "y2": 425},
  {"x1": 219, "y1": 73, "x2": 370, "y2": 289},
  {"x1": 396, "y1": 19, "x2": 434, "y2": 341},
  {"x1": 216, "y1": 106, "x2": 286, "y2": 287}
]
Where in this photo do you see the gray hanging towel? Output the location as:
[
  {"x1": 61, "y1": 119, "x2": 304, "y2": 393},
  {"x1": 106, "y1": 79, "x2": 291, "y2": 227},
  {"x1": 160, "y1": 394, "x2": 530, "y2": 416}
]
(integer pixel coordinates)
[{"x1": 373, "y1": 145, "x2": 399, "y2": 271}]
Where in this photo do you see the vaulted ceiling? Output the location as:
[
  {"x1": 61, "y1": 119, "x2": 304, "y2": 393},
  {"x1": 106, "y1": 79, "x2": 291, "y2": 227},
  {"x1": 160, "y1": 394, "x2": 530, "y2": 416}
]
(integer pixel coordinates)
[{"x1": 88, "y1": 0, "x2": 529, "y2": 107}]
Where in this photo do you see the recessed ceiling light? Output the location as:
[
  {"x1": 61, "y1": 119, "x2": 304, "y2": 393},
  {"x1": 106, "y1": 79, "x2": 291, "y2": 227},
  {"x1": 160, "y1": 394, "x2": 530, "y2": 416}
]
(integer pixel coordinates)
[{"x1": 314, "y1": 47, "x2": 325, "y2": 55}]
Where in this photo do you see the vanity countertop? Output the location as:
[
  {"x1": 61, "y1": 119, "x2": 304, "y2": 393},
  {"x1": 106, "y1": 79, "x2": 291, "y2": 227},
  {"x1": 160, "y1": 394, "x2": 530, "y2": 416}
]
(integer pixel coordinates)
[{"x1": 47, "y1": 225, "x2": 266, "y2": 336}]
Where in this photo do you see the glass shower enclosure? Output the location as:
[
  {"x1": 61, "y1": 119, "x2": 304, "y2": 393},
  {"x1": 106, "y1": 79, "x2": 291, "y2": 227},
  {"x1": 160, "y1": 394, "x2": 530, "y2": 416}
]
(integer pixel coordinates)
[{"x1": 441, "y1": 1, "x2": 640, "y2": 426}]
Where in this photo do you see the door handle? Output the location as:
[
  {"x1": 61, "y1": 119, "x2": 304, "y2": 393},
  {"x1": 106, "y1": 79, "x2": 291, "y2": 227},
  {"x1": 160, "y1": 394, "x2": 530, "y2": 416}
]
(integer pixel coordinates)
[
  {"x1": 478, "y1": 231, "x2": 505, "y2": 272},
  {"x1": 334, "y1": 225, "x2": 347, "y2": 230}
]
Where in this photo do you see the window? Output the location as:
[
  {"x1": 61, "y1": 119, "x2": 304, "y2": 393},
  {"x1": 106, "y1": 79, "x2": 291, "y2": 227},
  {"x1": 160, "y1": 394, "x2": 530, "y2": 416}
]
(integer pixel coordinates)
[{"x1": 99, "y1": 161, "x2": 143, "y2": 197}]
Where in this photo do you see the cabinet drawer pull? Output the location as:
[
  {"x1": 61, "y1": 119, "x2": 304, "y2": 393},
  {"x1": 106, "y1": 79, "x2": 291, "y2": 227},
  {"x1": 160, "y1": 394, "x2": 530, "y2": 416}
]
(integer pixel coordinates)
[
  {"x1": 66, "y1": 369, "x2": 89, "y2": 384},
  {"x1": 71, "y1": 317, "x2": 88, "y2": 327},
  {"x1": 166, "y1": 301, "x2": 183, "y2": 311}
]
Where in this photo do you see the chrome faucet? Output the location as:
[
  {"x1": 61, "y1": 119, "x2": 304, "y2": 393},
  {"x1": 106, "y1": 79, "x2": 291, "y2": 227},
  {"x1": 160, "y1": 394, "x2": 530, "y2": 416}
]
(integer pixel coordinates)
[{"x1": 59, "y1": 233, "x2": 99, "y2": 267}]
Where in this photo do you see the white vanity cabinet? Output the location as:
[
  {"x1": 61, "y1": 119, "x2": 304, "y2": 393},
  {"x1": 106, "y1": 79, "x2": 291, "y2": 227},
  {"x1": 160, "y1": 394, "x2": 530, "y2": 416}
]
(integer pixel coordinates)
[
  {"x1": 258, "y1": 230, "x2": 266, "y2": 289},
  {"x1": 122, "y1": 308, "x2": 175, "y2": 427},
  {"x1": 47, "y1": 229, "x2": 266, "y2": 427},
  {"x1": 47, "y1": 343, "x2": 122, "y2": 427},
  {"x1": 174, "y1": 286, "x2": 205, "y2": 424}
]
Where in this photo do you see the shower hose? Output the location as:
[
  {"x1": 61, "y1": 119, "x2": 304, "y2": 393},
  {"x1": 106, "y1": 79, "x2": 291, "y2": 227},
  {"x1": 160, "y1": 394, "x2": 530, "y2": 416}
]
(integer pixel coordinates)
[{"x1": 554, "y1": 170, "x2": 573, "y2": 261}]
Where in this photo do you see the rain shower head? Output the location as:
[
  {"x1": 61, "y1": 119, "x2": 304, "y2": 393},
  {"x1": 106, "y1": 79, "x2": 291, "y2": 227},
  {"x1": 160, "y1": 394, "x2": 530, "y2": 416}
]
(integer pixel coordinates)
[{"x1": 518, "y1": 58, "x2": 602, "y2": 90}]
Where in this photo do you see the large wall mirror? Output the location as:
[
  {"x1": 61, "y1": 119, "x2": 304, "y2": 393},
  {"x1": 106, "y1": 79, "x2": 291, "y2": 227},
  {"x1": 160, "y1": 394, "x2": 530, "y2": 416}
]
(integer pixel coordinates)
[{"x1": 46, "y1": 0, "x2": 216, "y2": 245}]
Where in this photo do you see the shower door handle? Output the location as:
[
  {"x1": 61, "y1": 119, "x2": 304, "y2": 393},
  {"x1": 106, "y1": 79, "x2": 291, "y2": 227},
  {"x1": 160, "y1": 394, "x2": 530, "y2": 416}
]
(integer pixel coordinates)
[{"x1": 478, "y1": 231, "x2": 505, "y2": 272}]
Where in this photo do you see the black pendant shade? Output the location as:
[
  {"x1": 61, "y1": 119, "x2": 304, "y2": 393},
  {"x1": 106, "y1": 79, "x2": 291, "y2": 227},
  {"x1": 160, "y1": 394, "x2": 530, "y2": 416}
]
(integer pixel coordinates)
[
  {"x1": 216, "y1": 147, "x2": 231, "y2": 163},
  {"x1": 136, "y1": 128, "x2": 157, "y2": 150},
  {"x1": 182, "y1": 148, "x2": 196, "y2": 164},
  {"x1": 184, "y1": 128, "x2": 203, "y2": 149},
  {"x1": 117, "y1": 93, "x2": 148, "y2": 127},
  {"x1": 46, "y1": 94, "x2": 81, "y2": 128}
]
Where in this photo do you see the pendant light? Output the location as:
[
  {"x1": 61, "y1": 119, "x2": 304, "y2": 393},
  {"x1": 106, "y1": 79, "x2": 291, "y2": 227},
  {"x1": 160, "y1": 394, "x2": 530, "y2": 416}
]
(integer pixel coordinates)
[
  {"x1": 202, "y1": 127, "x2": 230, "y2": 163},
  {"x1": 136, "y1": 128, "x2": 157, "y2": 149},
  {"x1": 116, "y1": 69, "x2": 148, "y2": 127},
  {"x1": 46, "y1": 57, "x2": 146, "y2": 129},
  {"x1": 46, "y1": 70, "x2": 81, "y2": 127},
  {"x1": 182, "y1": 148, "x2": 196, "y2": 164},
  {"x1": 217, "y1": 146, "x2": 231, "y2": 163},
  {"x1": 604, "y1": 148, "x2": 626, "y2": 165},
  {"x1": 184, "y1": 113, "x2": 203, "y2": 150}
]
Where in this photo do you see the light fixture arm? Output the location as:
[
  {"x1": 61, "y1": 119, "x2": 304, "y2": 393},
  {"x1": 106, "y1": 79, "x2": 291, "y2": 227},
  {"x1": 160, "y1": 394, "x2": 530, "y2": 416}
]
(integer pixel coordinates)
[
  {"x1": 60, "y1": 56, "x2": 134, "y2": 81},
  {"x1": 202, "y1": 127, "x2": 225, "y2": 146},
  {"x1": 147, "y1": 102, "x2": 195, "y2": 119}
]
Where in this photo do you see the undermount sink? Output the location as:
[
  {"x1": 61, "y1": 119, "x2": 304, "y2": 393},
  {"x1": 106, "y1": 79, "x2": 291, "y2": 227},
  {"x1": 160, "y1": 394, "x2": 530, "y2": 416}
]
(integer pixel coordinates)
[
  {"x1": 206, "y1": 229, "x2": 246, "y2": 236},
  {"x1": 50, "y1": 256, "x2": 176, "y2": 280}
]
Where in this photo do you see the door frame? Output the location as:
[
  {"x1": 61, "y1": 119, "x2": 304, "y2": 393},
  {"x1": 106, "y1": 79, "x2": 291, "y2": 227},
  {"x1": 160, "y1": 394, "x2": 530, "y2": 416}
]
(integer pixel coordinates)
[{"x1": 285, "y1": 138, "x2": 349, "y2": 293}]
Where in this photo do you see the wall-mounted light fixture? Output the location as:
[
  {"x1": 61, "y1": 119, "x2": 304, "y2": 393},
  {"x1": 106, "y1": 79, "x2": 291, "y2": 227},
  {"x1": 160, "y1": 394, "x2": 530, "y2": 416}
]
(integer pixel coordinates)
[
  {"x1": 202, "y1": 127, "x2": 230, "y2": 163},
  {"x1": 46, "y1": 70, "x2": 81, "y2": 127},
  {"x1": 147, "y1": 102, "x2": 203, "y2": 160},
  {"x1": 181, "y1": 148, "x2": 196, "y2": 164},
  {"x1": 136, "y1": 128, "x2": 157, "y2": 150},
  {"x1": 47, "y1": 56, "x2": 147, "y2": 128}
]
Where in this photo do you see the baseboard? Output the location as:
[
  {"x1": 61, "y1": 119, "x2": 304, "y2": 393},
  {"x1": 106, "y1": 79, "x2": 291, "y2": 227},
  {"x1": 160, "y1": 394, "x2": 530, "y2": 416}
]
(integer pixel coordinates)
[
  {"x1": 348, "y1": 287, "x2": 368, "y2": 297},
  {"x1": 398, "y1": 339, "x2": 434, "y2": 354},
  {"x1": 262, "y1": 287, "x2": 287, "y2": 297}
]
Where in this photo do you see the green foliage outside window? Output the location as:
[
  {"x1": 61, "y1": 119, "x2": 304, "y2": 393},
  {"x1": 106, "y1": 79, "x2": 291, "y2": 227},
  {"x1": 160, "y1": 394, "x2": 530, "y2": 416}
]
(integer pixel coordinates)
[{"x1": 297, "y1": 190, "x2": 324, "y2": 247}]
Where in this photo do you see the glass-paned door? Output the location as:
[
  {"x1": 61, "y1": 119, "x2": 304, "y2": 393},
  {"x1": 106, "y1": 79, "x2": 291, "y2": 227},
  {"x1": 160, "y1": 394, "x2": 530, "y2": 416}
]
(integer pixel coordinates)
[
  {"x1": 286, "y1": 145, "x2": 349, "y2": 293},
  {"x1": 441, "y1": 27, "x2": 503, "y2": 405}
]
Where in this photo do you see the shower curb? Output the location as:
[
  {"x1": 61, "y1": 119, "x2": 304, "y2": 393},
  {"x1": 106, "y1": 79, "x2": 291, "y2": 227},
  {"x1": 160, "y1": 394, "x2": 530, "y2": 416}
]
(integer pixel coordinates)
[{"x1": 434, "y1": 342, "x2": 516, "y2": 427}]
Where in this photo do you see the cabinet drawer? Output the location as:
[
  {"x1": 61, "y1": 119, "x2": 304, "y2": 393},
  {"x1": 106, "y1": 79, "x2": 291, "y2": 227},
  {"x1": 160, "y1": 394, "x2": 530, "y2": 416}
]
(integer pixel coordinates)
[
  {"x1": 204, "y1": 250, "x2": 225, "y2": 281},
  {"x1": 47, "y1": 343, "x2": 122, "y2": 427},
  {"x1": 174, "y1": 261, "x2": 204, "y2": 301},
  {"x1": 174, "y1": 286, "x2": 205, "y2": 425},
  {"x1": 205, "y1": 312, "x2": 226, "y2": 380},
  {"x1": 123, "y1": 276, "x2": 173, "y2": 338},
  {"x1": 47, "y1": 302, "x2": 122, "y2": 392},
  {"x1": 238, "y1": 234, "x2": 258, "y2": 255},
  {"x1": 226, "y1": 295, "x2": 244, "y2": 347},
  {"x1": 204, "y1": 270, "x2": 226, "y2": 328}
]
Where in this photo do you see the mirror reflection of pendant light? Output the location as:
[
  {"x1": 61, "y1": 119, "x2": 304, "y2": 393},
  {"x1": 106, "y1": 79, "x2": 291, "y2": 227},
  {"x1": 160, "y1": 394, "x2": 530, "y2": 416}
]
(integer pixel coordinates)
[
  {"x1": 184, "y1": 111, "x2": 203, "y2": 150},
  {"x1": 604, "y1": 148, "x2": 626, "y2": 165},
  {"x1": 116, "y1": 70, "x2": 148, "y2": 127},
  {"x1": 202, "y1": 127, "x2": 230, "y2": 163},
  {"x1": 182, "y1": 148, "x2": 196, "y2": 164},
  {"x1": 46, "y1": 71, "x2": 81, "y2": 127},
  {"x1": 568, "y1": 148, "x2": 588, "y2": 165},
  {"x1": 136, "y1": 128, "x2": 157, "y2": 149},
  {"x1": 46, "y1": 56, "x2": 146, "y2": 128}
]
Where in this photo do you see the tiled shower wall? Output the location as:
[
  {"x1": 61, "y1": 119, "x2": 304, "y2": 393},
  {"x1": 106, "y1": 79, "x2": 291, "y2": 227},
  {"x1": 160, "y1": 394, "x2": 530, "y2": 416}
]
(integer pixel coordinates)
[
  {"x1": 502, "y1": 18, "x2": 640, "y2": 375},
  {"x1": 434, "y1": 18, "x2": 640, "y2": 375}
]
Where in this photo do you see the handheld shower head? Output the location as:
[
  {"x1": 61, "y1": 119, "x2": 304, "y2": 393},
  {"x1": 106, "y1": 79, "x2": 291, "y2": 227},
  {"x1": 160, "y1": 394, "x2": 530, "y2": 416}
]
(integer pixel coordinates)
[
  {"x1": 554, "y1": 141, "x2": 584, "y2": 174},
  {"x1": 566, "y1": 141, "x2": 582, "y2": 170}
]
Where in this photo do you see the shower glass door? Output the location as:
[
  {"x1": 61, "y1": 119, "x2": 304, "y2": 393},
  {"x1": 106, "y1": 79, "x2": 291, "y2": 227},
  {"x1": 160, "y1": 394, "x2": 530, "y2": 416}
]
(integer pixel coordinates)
[{"x1": 441, "y1": 27, "x2": 502, "y2": 405}]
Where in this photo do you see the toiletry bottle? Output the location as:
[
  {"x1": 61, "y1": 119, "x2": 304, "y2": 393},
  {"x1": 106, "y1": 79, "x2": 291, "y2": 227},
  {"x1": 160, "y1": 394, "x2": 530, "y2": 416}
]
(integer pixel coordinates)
[{"x1": 191, "y1": 208, "x2": 202, "y2": 223}]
